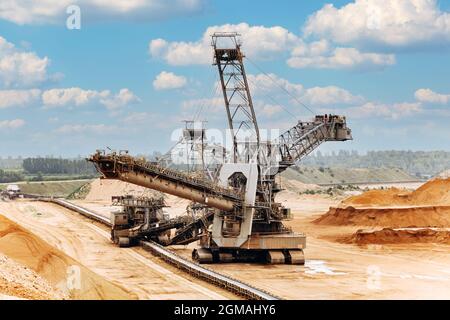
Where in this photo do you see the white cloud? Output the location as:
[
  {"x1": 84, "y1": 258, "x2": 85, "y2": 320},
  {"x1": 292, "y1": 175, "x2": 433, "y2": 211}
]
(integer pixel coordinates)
[
  {"x1": 287, "y1": 40, "x2": 395, "y2": 70},
  {"x1": 149, "y1": 22, "x2": 397, "y2": 70},
  {"x1": 149, "y1": 23, "x2": 300, "y2": 65},
  {"x1": 0, "y1": 118, "x2": 25, "y2": 129},
  {"x1": 257, "y1": 102, "x2": 283, "y2": 117},
  {"x1": 100, "y1": 88, "x2": 140, "y2": 110},
  {"x1": 0, "y1": 36, "x2": 51, "y2": 87},
  {"x1": 42, "y1": 87, "x2": 109, "y2": 108},
  {"x1": 302, "y1": 86, "x2": 365, "y2": 106},
  {"x1": 415, "y1": 88, "x2": 450, "y2": 104},
  {"x1": 247, "y1": 73, "x2": 303, "y2": 97},
  {"x1": 55, "y1": 123, "x2": 116, "y2": 134},
  {"x1": 149, "y1": 38, "x2": 168, "y2": 57},
  {"x1": 248, "y1": 73, "x2": 363, "y2": 107},
  {"x1": 304, "y1": 0, "x2": 450, "y2": 49},
  {"x1": 182, "y1": 73, "x2": 366, "y2": 121},
  {"x1": 153, "y1": 71, "x2": 187, "y2": 90},
  {"x1": 344, "y1": 101, "x2": 423, "y2": 119},
  {"x1": 0, "y1": 0, "x2": 206, "y2": 25},
  {"x1": 42, "y1": 87, "x2": 139, "y2": 110},
  {"x1": 0, "y1": 89, "x2": 41, "y2": 108}
]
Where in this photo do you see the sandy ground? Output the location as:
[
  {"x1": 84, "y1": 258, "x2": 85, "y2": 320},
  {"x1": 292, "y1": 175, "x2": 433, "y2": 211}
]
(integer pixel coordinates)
[
  {"x1": 72, "y1": 179, "x2": 450, "y2": 299},
  {"x1": 0, "y1": 199, "x2": 235, "y2": 300},
  {"x1": 0, "y1": 253, "x2": 63, "y2": 300},
  {"x1": 2, "y1": 177, "x2": 450, "y2": 300},
  {"x1": 0, "y1": 212, "x2": 134, "y2": 300},
  {"x1": 169, "y1": 191, "x2": 450, "y2": 299}
]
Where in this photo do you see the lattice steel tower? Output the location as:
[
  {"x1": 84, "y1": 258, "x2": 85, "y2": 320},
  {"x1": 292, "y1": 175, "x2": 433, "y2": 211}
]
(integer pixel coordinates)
[{"x1": 212, "y1": 33, "x2": 260, "y2": 164}]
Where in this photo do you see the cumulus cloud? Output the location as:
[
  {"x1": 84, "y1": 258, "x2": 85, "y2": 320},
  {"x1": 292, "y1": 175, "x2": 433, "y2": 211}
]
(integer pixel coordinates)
[
  {"x1": 181, "y1": 73, "x2": 366, "y2": 122},
  {"x1": 0, "y1": 89, "x2": 41, "y2": 108},
  {"x1": 248, "y1": 73, "x2": 363, "y2": 107},
  {"x1": 0, "y1": 36, "x2": 52, "y2": 87},
  {"x1": 100, "y1": 88, "x2": 140, "y2": 110},
  {"x1": 247, "y1": 73, "x2": 304, "y2": 97},
  {"x1": 256, "y1": 102, "x2": 284, "y2": 117},
  {"x1": 149, "y1": 23, "x2": 300, "y2": 65},
  {"x1": 343, "y1": 102, "x2": 423, "y2": 119},
  {"x1": 303, "y1": 0, "x2": 450, "y2": 50},
  {"x1": 415, "y1": 88, "x2": 450, "y2": 104},
  {"x1": 42, "y1": 87, "x2": 139, "y2": 110},
  {"x1": 153, "y1": 71, "x2": 187, "y2": 90},
  {"x1": 0, "y1": 118, "x2": 25, "y2": 129},
  {"x1": 42, "y1": 87, "x2": 109, "y2": 108},
  {"x1": 302, "y1": 86, "x2": 365, "y2": 106},
  {"x1": 287, "y1": 40, "x2": 396, "y2": 70},
  {"x1": 0, "y1": 0, "x2": 206, "y2": 25},
  {"x1": 149, "y1": 22, "x2": 398, "y2": 70}
]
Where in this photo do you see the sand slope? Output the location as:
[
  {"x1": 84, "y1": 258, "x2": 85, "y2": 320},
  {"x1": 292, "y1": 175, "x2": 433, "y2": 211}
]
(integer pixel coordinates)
[
  {"x1": 0, "y1": 254, "x2": 64, "y2": 300},
  {"x1": 315, "y1": 206, "x2": 450, "y2": 227},
  {"x1": 340, "y1": 178, "x2": 450, "y2": 207},
  {"x1": 316, "y1": 178, "x2": 450, "y2": 228},
  {"x1": 83, "y1": 179, "x2": 160, "y2": 202},
  {"x1": 343, "y1": 228, "x2": 450, "y2": 245},
  {"x1": 0, "y1": 214, "x2": 135, "y2": 300}
]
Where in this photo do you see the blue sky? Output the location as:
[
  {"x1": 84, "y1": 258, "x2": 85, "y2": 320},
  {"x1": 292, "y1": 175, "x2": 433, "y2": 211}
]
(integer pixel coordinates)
[{"x1": 0, "y1": 0, "x2": 449, "y2": 157}]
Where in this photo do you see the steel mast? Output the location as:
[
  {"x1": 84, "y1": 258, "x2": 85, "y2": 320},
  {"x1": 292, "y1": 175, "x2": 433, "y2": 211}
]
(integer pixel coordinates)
[{"x1": 212, "y1": 32, "x2": 260, "y2": 163}]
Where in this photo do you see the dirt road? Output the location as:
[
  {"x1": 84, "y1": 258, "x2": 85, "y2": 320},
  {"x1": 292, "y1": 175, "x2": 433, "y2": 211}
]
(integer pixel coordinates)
[{"x1": 0, "y1": 200, "x2": 235, "y2": 300}]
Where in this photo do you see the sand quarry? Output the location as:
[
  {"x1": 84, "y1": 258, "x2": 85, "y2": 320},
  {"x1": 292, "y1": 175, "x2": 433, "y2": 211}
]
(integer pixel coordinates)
[
  {"x1": 1, "y1": 177, "x2": 450, "y2": 299},
  {"x1": 316, "y1": 178, "x2": 450, "y2": 245}
]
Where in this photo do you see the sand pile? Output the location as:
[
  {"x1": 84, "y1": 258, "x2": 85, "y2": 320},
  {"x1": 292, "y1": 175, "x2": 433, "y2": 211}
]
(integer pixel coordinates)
[
  {"x1": 315, "y1": 206, "x2": 450, "y2": 227},
  {"x1": 279, "y1": 176, "x2": 319, "y2": 193},
  {"x1": 0, "y1": 214, "x2": 135, "y2": 299},
  {"x1": 343, "y1": 228, "x2": 450, "y2": 245},
  {"x1": 340, "y1": 177, "x2": 450, "y2": 207},
  {"x1": 315, "y1": 178, "x2": 450, "y2": 228},
  {"x1": 0, "y1": 254, "x2": 64, "y2": 299},
  {"x1": 84, "y1": 178, "x2": 160, "y2": 202}
]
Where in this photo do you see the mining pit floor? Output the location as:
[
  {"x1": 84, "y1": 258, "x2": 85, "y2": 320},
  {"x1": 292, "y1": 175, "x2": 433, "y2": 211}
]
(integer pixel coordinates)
[{"x1": 1, "y1": 181, "x2": 450, "y2": 300}]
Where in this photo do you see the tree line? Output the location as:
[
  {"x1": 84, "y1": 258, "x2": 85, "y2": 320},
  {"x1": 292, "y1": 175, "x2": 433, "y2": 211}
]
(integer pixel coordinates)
[
  {"x1": 302, "y1": 150, "x2": 450, "y2": 176},
  {"x1": 0, "y1": 169, "x2": 24, "y2": 183},
  {"x1": 22, "y1": 158, "x2": 97, "y2": 175}
]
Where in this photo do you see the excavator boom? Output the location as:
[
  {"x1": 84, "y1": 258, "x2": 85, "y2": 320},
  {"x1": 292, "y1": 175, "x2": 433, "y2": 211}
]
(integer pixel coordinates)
[
  {"x1": 88, "y1": 151, "x2": 243, "y2": 212},
  {"x1": 277, "y1": 114, "x2": 352, "y2": 172}
]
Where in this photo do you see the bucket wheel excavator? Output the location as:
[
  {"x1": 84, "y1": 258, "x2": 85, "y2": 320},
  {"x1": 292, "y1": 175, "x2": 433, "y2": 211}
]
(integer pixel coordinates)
[{"x1": 88, "y1": 32, "x2": 352, "y2": 264}]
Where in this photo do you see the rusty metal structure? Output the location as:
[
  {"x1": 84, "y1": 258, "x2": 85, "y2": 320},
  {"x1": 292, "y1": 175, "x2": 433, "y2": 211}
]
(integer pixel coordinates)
[
  {"x1": 88, "y1": 32, "x2": 352, "y2": 264},
  {"x1": 110, "y1": 194, "x2": 215, "y2": 247}
]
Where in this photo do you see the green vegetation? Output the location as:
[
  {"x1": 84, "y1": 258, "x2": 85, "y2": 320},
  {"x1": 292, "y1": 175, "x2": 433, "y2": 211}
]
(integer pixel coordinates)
[
  {"x1": 0, "y1": 169, "x2": 24, "y2": 183},
  {"x1": 0, "y1": 157, "x2": 98, "y2": 183},
  {"x1": 299, "y1": 184, "x2": 362, "y2": 196},
  {"x1": 22, "y1": 158, "x2": 97, "y2": 175},
  {"x1": 303, "y1": 150, "x2": 450, "y2": 176},
  {"x1": 282, "y1": 166, "x2": 417, "y2": 185},
  {"x1": 67, "y1": 182, "x2": 92, "y2": 200},
  {"x1": 0, "y1": 157, "x2": 23, "y2": 170},
  {"x1": 0, "y1": 180, "x2": 91, "y2": 197}
]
